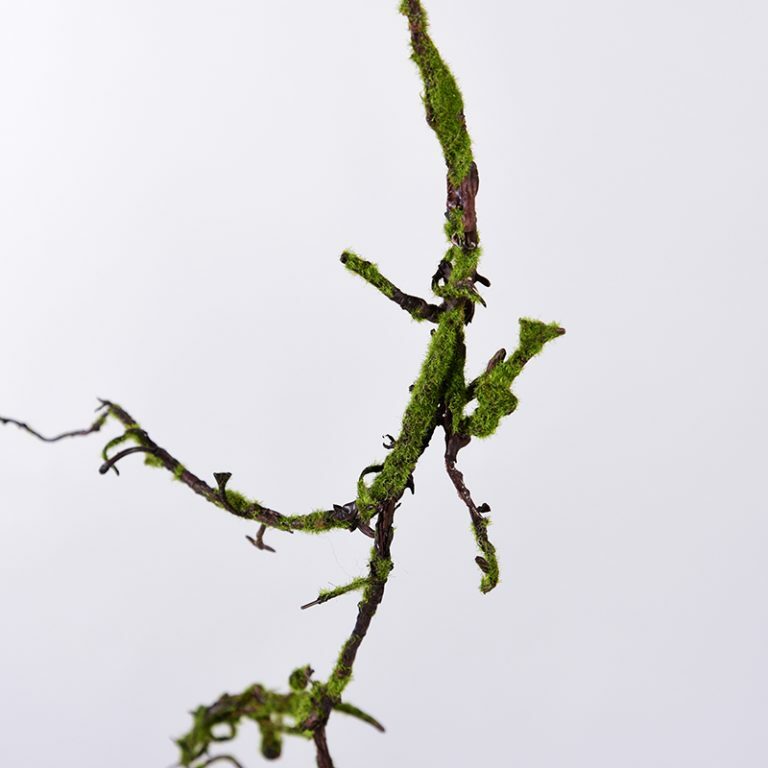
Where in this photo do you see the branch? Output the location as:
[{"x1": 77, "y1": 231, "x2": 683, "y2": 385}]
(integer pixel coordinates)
[
  {"x1": 3, "y1": 399, "x2": 369, "y2": 537},
  {"x1": 301, "y1": 576, "x2": 369, "y2": 610},
  {"x1": 466, "y1": 319, "x2": 565, "y2": 438},
  {"x1": 1, "y1": 4, "x2": 565, "y2": 767},
  {"x1": 444, "y1": 430, "x2": 499, "y2": 593},
  {"x1": 400, "y1": 0, "x2": 473, "y2": 186},
  {"x1": 245, "y1": 523, "x2": 276, "y2": 554},
  {"x1": 332, "y1": 701, "x2": 386, "y2": 733},
  {"x1": 0, "y1": 407, "x2": 109, "y2": 442},
  {"x1": 341, "y1": 252, "x2": 443, "y2": 322},
  {"x1": 322, "y1": 499, "x2": 397, "y2": 706},
  {"x1": 313, "y1": 728, "x2": 335, "y2": 768}
]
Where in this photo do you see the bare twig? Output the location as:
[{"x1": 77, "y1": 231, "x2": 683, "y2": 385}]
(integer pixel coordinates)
[
  {"x1": 0, "y1": 408, "x2": 108, "y2": 442},
  {"x1": 313, "y1": 727, "x2": 335, "y2": 768},
  {"x1": 245, "y1": 524, "x2": 276, "y2": 553}
]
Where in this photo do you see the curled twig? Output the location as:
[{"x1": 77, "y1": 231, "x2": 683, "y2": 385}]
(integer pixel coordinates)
[{"x1": 98, "y1": 445, "x2": 158, "y2": 475}]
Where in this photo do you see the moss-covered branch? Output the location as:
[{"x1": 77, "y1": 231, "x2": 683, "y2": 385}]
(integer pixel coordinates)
[
  {"x1": 1, "y1": 3, "x2": 563, "y2": 766},
  {"x1": 400, "y1": 0, "x2": 474, "y2": 186},
  {"x1": 465, "y1": 319, "x2": 566, "y2": 438},
  {"x1": 341, "y1": 252, "x2": 443, "y2": 322},
  {"x1": 95, "y1": 400, "x2": 367, "y2": 537}
]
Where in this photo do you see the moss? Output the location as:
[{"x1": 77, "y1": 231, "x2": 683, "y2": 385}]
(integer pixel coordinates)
[
  {"x1": 326, "y1": 660, "x2": 353, "y2": 701},
  {"x1": 469, "y1": 319, "x2": 564, "y2": 438},
  {"x1": 400, "y1": 0, "x2": 474, "y2": 185},
  {"x1": 444, "y1": 337, "x2": 468, "y2": 433},
  {"x1": 319, "y1": 576, "x2": 369, "y2": 603},
  {"x1": 285, "y1": 509, "x2": 355, "y2": 533},
  {"x1": 443, "y1": 207, "x2": 464, "y2": 241},
  {"x1": 372, "y1": 555, "x2": 393, "y2": 581},
  {"x1": 100, "y1": 428, "x2": 142, "y2": 461},
  {"x1": 259, "y1": 724, "x2": 282, "y2": 760},
  {"x1": 173, "y1": 463, "x2": 185, "y2": 480},
  {"x1": 222, "y1": 488, "x2": 257, "y2": 515},
  {"x1": 359, "y1": 308, "x2": 464, "y2": 515},
  {"x1": 473, "y1": 518, "x2": 500, "y2": 594},
  {"x1": 341, "y1": 252, "x2": 396, "y2": 300},
  {"x1": 289, "y1": 666, "x2": 313, "y2": 692},
  {"x1": 143, "y1": 453, "x2": 164, "y2": 468}
]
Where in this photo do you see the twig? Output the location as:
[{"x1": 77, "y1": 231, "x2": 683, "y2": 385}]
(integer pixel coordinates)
[
  {"x1": 0, "y1": 409, "x2": 108, "y2": 442},
  {"x1": 444, "y1": 428, "x2": 499, "y2": 594},
  {"x1": 341, "y1": 252, "x2": 444, "y2": 322},
  {"x1": 333, "y1": 701, "x2": 386, "y2": 733},
  {"x1": 245, "y1": 524, "x2": 276, "y2": 553},
  {"x1": 313, "y1": 727, "x2": 335, "y2": 768}
]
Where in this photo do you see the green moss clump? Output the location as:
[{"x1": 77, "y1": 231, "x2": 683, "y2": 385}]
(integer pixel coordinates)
[
  {"x1": 318, "y1": 576, "x2": 369, "y2": 603},
  {"x1": 289, "y1": 666, "x2": 313, "y2": 692},
  {"x1": 469, "y1": 318, "x2": 564, "y2": 438},
  {"x1": 372, "y1": 555, "x2": 393, "y2": 581},
  {"x1": 361, "y1": 308, "x2": 464, "y2": 514},
  {"x1": 400, "y1": 0, "x2": 474, "y2": 185},
  {"x1": 285, "y1": 509, "x2": 355, "y2": 533},
  {"x1": 221, "y1": 488, "x2": 258, "y2": 516},
  {"x1": 445, "y1": 338, "x2": 468, "y2": 433},
  {"x1": 341, "y1": 252, "x2": 396, "y2": 300},
  {"x1": 260, "y1": 725, "x2": 282, "y2": 760}
]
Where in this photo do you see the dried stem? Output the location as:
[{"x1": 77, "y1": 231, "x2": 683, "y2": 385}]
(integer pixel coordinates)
[
  {"x1": 313, "y1": 728, "x2": 335, "y2": 768},
  {"x1": 0, "y1": 409, "x2": 108, "y2": 442}
]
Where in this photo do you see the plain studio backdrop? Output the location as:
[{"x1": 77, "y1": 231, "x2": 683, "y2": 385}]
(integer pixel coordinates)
[{"x1": 1, "y1": 1, "x2": 766, "y2": 766}]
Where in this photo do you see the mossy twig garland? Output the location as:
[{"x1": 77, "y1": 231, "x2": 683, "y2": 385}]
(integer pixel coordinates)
[{"x1": 1, "y1": 2, "x2": 563, "y2": 766}]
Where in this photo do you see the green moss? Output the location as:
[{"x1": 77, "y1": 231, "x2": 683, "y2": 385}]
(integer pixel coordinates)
[
  {"x1": 173, "y1": 463, "x2": 185, "y2": 480},
  {"x1": 284, "y1": 509, "x2": 356, "y2": 533},
  {"x1": 445, "y1": 336, "x2": 468, "y2": 433},
  {"x1": 372, "y1": 555, "x2": 393, "y2": 581},
  {"x1": 359, "y1": 308, "x2": 464, "y2": 515},
  {"x1": 318, "y1": 576, "x2": 369, "y2": 603},
  {"x1": 443, "y1": 207, "x2": 464, "y2": 241},
  {"x1": 326, "y1": 658, "x2": 353, "y2": 701},
  {"x1": 469, "y1": 319, "x2": 564, "y2": 438},
  {"x1": 473, "y1": 518, "x2": 500, "y2": 594},
  {"x1": 259, "y1": 724, "x2": 282, "y2": 760},
  {"x1": 289, "y1": 666, "x2": 313, "y2": 692},
  {"x1": 222, "y1": 488, "x2": 257, "y2": 516},
  {"x1": 400, "y1": 0, "x2": 474, "y2": 185},
  {"x1": 100, "y1": 428, "x2": 142, "y2": 461},
  {"x1": 341, "y1": 252, "x2": 395, "y2": 300},
  {"x1": 143, "y1": 453, "x2": 164, "y2": 468}
]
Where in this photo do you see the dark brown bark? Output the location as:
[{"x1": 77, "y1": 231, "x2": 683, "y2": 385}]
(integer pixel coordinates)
[{"x1": 313, "y1": 728, "x2": 335, "y2": 768}]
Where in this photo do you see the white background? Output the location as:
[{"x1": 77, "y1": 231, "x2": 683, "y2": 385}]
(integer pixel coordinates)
[{"x1": 1, "y1": 1, "x2": 766, "y2": 766}]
